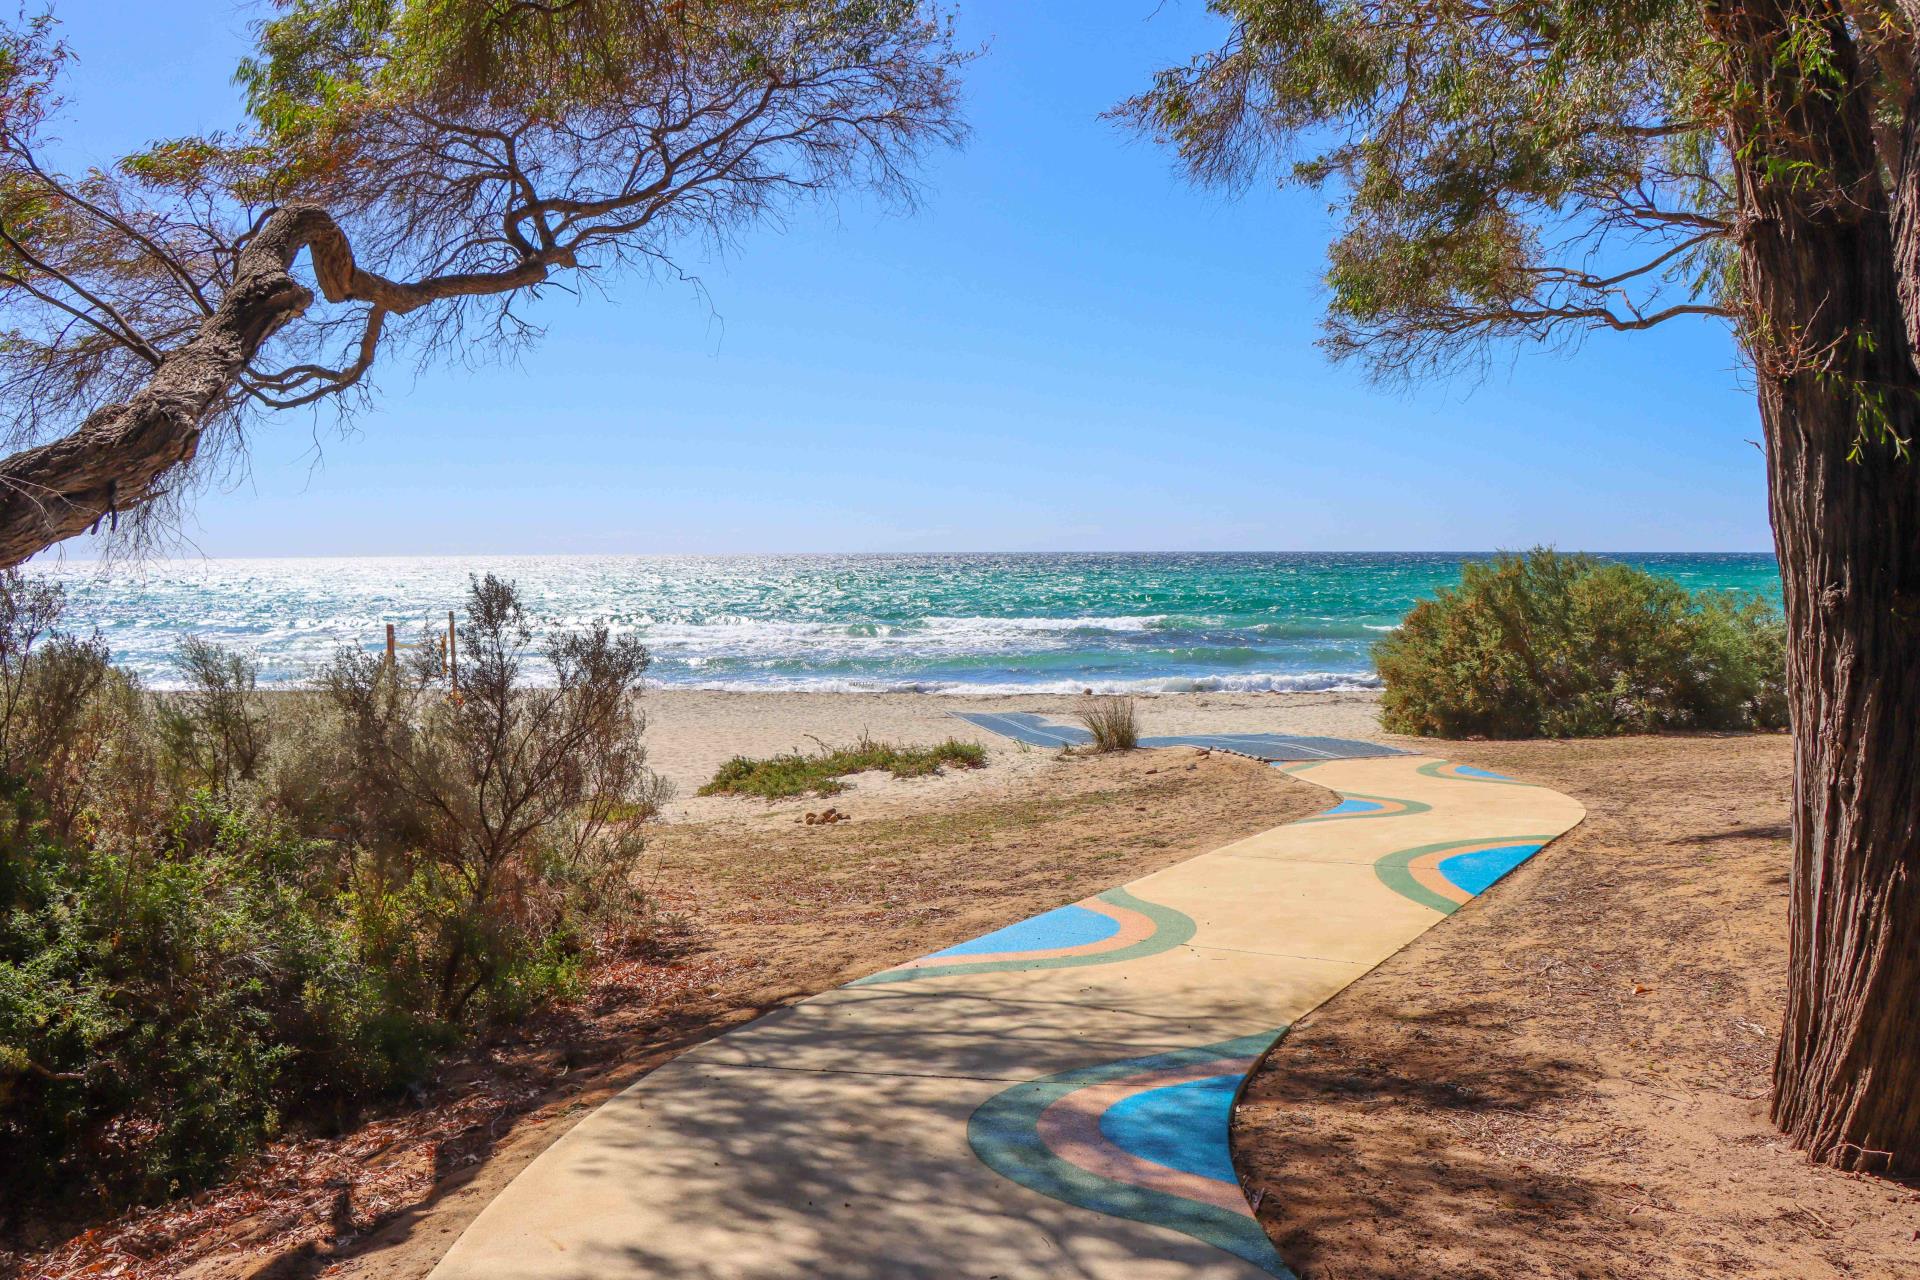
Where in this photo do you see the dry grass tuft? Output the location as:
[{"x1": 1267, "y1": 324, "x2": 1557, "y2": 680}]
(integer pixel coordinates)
[{"x1": 1076, "y1": 695, "x2": 1139, "y2": 751}]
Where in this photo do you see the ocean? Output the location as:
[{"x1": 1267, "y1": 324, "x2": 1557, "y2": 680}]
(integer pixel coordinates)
[{"x1": 36, "y1": 552, "x2": 1783, "y2": 693}]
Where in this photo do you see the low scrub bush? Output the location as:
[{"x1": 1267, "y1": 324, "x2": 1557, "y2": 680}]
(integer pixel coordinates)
[
  {"x1": 700, "y1": 734, "x2": 987, "y2": 799},
  {"x1": 1075, "y1": 695, "x2": 1139, "y2": 751},
  {"x1": 1375, "y1": 549, "x2": 1789, "y2": 738},
  {"x1": 159, "y1": 635, "x2": 269, "y2": 797},
  {"x1": 0, "y1": 570, "x2": 661, "y2": 1212},
  {"x1": 321, "y1": 573, "x2": 664, "y2": 1021},
  {"x1": 0, "y1": 793, "x2": 431, "y2": 1203}
]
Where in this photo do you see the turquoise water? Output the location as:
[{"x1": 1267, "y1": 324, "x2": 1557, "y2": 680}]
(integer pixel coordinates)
[{"x1": 37, "y1": 552, "x2": 1782, "y2": 691}]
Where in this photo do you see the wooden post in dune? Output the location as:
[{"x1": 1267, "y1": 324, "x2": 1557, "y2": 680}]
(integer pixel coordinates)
[
  {"x1": 448, "y1": 610, "x2": 458, "y2": 696},
  {"x1": 385, "y1": 623, "x2": 396, "y2": 668}
]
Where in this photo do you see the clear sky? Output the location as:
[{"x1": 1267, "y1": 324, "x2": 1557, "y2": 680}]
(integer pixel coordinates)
[{"x1": 32, "y1": 1, "x2": 1772, "y2": 558}]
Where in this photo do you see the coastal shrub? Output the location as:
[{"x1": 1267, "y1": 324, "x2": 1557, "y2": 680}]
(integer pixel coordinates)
[
  {"x1": 319, "y1": 573, "x2": 664, "y2": 1021},
  {"x1": 1076, "y1": 695, "x2": 1140, "y2": 751},
  {"x1": 0, "y1": 793, "x2": 425, "y2": 1204},
  {"x1": 159, "y1": 636, "x2": 270, "y2": 796},
  {"x1": 0, "y1": 572, "x2": 662, "y2": 1213},
  {"x1": 699, "y1": 734, "x2": 987, "y2": 799},
  {"x1": 0, "y1": 570, "x2": 135, "y2": 840},
  {"x1": 1375, "y1": 549, "x2": 1789, "y2": 738}
]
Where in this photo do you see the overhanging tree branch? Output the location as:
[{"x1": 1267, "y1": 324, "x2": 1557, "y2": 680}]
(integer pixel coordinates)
[
  {"x1": 0, "y1": 2, "x2": 968, "y2": 564},
  {"x1": 0, "y1": 200, "x2": 579, "y2": 564}
]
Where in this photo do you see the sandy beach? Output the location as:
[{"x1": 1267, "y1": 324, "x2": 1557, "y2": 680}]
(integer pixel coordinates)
[{"x1": 645, "y1": 687, "x2": 1386, "y2": 818}]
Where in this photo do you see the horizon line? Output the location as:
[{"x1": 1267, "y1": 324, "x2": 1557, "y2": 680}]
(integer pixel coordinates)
[{"x1": 34, "y1": 548, "x2": 1782, "y2": 565}]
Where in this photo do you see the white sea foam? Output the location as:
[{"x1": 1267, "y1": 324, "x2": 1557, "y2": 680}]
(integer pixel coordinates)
[
  {"x1": 630, "y1": 613, "x2": 1173, "y2": 653},
  {"x1": 917, "y1": 614, "x2": 1171, "y2": 633},
  {"x1": 72, "y1": 601, "x2": 1251, "y2": 686}
]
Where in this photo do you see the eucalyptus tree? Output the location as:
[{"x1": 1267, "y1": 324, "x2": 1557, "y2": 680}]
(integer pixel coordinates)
[
  {"x1": 1127, "y1": 0, "x2": 1920, "y2": 1172},
  {"x1": 0, "y1": 0, "x2": 964, "y2": 562}
]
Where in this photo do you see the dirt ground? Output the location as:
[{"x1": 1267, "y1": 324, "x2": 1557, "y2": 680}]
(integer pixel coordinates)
[
  {"x1": 1233, "y1": 732, "x2": 1920, "y2": 1279},
  {"x1": 24, "y1": 724, "x2": 1920, "y2": 1280},
  {"x1": 16, "y1": 745, "x2": 1325, "y2": 1280}
]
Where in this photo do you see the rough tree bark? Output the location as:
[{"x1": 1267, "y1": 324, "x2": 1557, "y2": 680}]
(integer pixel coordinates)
[
  {"x1": 1715, "y1": 0, "x2": 1920, "y2": 1174},
  {"x1": 0, "y1": 203, "x2": 556, "y2": 567}
]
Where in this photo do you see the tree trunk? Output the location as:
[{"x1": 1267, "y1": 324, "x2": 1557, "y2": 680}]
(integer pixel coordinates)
[
  {"x1": 1763, "y1": 347, "x2": 1920, "y2": 1177},
  {"x1": 1714, "y1": 0, "x2": 1920, "y2": 1174}
]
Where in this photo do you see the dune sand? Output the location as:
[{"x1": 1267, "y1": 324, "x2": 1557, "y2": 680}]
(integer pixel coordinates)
[{"x1": 642, "y1": 687, "x2": 1385, "y2": 818}]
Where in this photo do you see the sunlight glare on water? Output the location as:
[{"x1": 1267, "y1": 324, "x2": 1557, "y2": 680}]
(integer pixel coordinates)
[{"x1": 36, "y1": 552, "x2": 1783, "y2": 691}]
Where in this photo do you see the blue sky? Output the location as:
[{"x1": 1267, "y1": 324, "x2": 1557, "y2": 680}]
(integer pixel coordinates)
[{"x1": 34, "y1": 1, "x2": 1770, "y2": 558}]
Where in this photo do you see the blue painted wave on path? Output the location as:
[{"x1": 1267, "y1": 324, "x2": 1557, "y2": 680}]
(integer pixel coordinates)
[
  {"x1": 932, "y1": 904, "x2": 1121, "y2": 958},
  {"x1": 1099, "y1": 1075, "x2": 1242, "y2": 1185},
  {"x1": 1438, "y1": 844, "x2": 1544, "y2": 896}
]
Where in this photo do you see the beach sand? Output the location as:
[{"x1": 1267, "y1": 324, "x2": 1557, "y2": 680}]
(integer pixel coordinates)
[{"x1": 644, "y1": 687, "x2": 1385, "y2": 818}]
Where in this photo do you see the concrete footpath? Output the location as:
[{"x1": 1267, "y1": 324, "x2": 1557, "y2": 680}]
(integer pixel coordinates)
[{"x1": 429, "y1": 752, "x2": 1585, "y2": 1280}]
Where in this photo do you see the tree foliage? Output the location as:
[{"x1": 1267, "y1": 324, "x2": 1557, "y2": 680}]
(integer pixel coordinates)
[
  {"x1": 1132, "y1": 0, "x2": 1920, "y2": 1176},
  {"x1": 1119, "y1": 0, "x2": 1749, "y2": 378}
]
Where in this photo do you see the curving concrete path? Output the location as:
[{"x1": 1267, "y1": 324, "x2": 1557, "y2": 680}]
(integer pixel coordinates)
[{"x1": 429, "y1": 752, "x2": 1583, "y2": 1280}]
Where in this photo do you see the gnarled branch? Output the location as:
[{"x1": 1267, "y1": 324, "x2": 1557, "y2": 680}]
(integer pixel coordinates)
[{"x1": 0, "y1": 202, "x2": 557, "y2": 565}]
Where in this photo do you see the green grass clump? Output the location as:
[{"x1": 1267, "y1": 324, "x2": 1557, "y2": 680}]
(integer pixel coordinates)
[
  {"x1": 699, "y1": 735, "x2": 988, "y2": 799},
  {"x1": 1375, "y1": 548, "x2": 1789, "y2": 739}
]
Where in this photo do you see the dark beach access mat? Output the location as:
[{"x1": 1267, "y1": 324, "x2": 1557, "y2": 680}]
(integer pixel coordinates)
[{"x1": 952, "y1": 710, "x2": 1406, "y2": 762}]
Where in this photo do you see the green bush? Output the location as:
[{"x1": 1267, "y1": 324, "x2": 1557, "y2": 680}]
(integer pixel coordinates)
[
  {"x1": 1375, "y1": 549, "x2": 1789, "y2": 738},
  {"x1": 159, "y1": 635, "x2": 270, "y2": 796},
  {"x1": 0, "y1": 569, "x2": 662, "y2": 1213},
  {"x1": 319, "y1": 573, "x2": 664, "y2": 1022},
  {"x1": 0, "y1": 792, "x2": 442, "y2": 1203}
]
